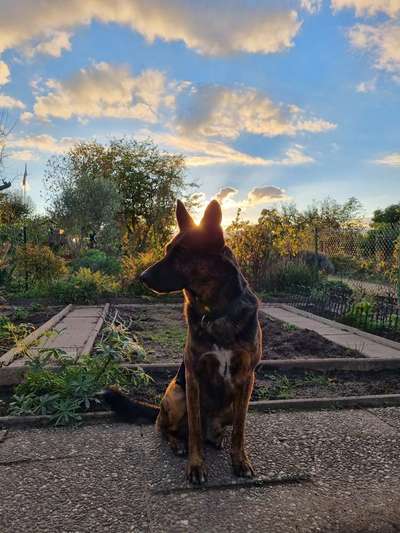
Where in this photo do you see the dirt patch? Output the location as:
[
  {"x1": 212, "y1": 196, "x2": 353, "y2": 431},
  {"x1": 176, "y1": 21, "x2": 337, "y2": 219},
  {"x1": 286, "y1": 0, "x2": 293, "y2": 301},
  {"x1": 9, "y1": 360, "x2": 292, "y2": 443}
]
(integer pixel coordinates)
[
  {"x1": 259, "y1": 313, "x2": 364, "y2": 359},
  {"x1": 0, "y1": 305, "x2": 64, "y2": 356},
  {"x1": 115, "y1": 304, "x2": 186, "y2": 362},
  {"x1": 95, "y1": 369, "x2": 400, "y2": 405},
  {"x1": 253, "y1": 368, "x2": 400, "y2": 400},
  {"x1": 114, "y1": 304, "x2": 363, "y2": 362}
]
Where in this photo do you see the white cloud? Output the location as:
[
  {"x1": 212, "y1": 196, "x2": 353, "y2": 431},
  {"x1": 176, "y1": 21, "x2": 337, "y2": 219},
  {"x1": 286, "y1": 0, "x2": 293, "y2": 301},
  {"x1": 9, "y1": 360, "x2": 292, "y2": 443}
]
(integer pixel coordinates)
[
  {"x1": 215, "y1": 187, "x2": 239, "y2": 205},
  {"x1": 150, "y1": 131, "x2": 315, "y2": 167},
  {"x1": 9, "y1": 150, "x2": 39, "y2": 161},
  {"x1": 247, "y1": 186, "x2": 288, "y2": 205},
  {"x1": 356, "y1": 78, "x2": 376, "y2": 92},
  {"x1": 301, "y1": 0, "x2": 322, "y2": 14},
  {"x1": 332, "y1": 0, "x2": 400, "y2": 17},
  {"x1": 206, "y1": 185, "x2": 289, "y2": 214},
  {"x1": 22, "y1": 31, "x2": 72, "y2": 58},
  {"x1": 349, "y1": 22, "x2": 400, "y2": 80},
  {"x1": 279, "y1": 145, "x2": 315, "y2": 165},
  {"x1": 175, "y1": 85, "x2": 336, "y2": 140},
  {"x1": 9, "y1": 134, "x2": 76, "y2": 154},
  {"x1": 195, "y1": 185, "x2": 290, "y2": 225},
  {"x1": 0, "y1": 93, "x2": 25, "y2": 109},
  {"x1": 0, "y1": 61, "x2": 10, "y2": 85},
  {"x1": 374, "y1": 152, "x2": 400, "y2": 166},
  {"x1": 0, "y1": 0, "x2": 303, "y2": 57},
  {"x1": 20, "y1": 111, "x2": 34, "y2": 123},
  {"x1": 33, "y1": 62, "x2": 170, "y2": 122}
]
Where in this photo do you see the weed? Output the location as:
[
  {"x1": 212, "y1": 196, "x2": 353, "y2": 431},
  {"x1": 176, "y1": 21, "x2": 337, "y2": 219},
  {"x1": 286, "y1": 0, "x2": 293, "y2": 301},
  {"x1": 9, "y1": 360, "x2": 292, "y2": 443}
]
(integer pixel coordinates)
[
  {"x1": 8, "y1": 320, "x2": 152, "y2": 425},
  {"x1": 95, "y1": 311, "x2": 148, "y2": 363},
  {"x1": 142, "y1": 325, "x2": 186, "y2": 353},
  {"x1": 13, "y1": 307, "x2": 30, "y2": 321},
  {"x1": 281, "y1": 323, "x2": 298, "y2": 332},
  {"x1": 0, "y1": 316, "x2": 34, "y2": 352}
]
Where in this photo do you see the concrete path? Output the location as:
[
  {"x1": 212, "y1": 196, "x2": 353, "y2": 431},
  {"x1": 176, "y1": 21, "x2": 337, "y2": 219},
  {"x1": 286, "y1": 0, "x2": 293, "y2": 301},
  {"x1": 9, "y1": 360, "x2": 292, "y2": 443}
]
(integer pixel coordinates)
[
  {"x1": 5, "y1": 305, "x2": 109, "y2": 366},
  {"x1": 262, "y1": 303, "x2": 400, "y2": 359},
  {"x1": 1, "y1": 407, "x2": 400, "y2": 532}
]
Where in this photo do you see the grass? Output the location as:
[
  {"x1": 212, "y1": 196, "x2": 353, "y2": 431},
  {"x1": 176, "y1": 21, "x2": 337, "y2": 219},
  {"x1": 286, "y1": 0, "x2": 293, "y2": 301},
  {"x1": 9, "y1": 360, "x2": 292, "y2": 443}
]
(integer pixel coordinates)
[
  {"x1": 255, "y1": 371, "x2": 335, "y2": 401},
  {"x1": 281, "y1": 323, "x2": 298, "y2": 332},
  {"x1": 141, "y1": 325, "x2": 186, "y2": 353}
]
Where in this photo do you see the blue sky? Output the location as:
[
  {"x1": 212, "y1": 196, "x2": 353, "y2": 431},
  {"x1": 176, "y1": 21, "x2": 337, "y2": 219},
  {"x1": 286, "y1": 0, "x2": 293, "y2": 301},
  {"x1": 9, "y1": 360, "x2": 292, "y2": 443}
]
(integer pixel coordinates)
[{"x1": 0, "y1": 0, "x2": 399, "y2": 223}]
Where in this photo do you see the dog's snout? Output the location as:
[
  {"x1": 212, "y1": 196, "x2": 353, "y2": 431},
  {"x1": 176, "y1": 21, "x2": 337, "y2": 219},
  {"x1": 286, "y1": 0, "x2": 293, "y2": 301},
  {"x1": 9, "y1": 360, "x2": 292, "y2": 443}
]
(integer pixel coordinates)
[{"x1": 139, "y1": 270, "x2": 149, "y2": 284}]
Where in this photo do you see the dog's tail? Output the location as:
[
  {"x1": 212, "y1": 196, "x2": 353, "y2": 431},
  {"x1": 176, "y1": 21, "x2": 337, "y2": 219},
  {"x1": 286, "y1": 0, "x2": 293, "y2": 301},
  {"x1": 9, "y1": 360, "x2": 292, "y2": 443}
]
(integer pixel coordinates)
[{"x1": 102, "y1": 387, "x2": 159, "y2": 424}]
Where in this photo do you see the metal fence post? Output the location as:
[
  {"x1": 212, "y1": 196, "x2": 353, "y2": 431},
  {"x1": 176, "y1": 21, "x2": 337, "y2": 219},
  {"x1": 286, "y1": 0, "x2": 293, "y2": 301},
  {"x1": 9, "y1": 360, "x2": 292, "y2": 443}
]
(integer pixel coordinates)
[{"x1": 314, "y1": 226, "x2": 319, "y2": 279}]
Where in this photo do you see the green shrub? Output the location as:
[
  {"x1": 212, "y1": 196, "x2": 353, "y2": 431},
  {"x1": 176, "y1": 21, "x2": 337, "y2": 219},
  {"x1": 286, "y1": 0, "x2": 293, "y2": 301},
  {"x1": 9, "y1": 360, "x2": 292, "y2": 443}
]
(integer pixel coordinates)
[
  {"x1": 9, "y1": 350, "x2": 152, "y2": 425},
  {"x1": 49, "y1": 268, "x2": 119, "y2": 304},
  {"x1": 95, "y1": 312, "x2": 147, "y2": 363},
  {"x1": 14, "y1": 244, "x2": 67, "y2": 285},
  {"x1": 330, "y1": 254, "x2": 363, "y2": 276},
  {"x1": 311, "y1": 278, "x2": 353, "y2": 300},
  {"x1": 120, "y1": 249, "x2": 162, "y2": 295},
  {"x1": 71, "y1": 249, "x2": 121, "y2": 276},
  {"x1": 263, "y1": 261, "x2": 316, "y2": 294}
]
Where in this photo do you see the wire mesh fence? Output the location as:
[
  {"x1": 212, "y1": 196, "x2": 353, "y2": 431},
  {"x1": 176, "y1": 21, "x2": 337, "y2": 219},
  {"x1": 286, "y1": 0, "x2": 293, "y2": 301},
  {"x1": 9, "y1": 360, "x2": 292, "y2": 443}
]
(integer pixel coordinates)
[{"x1": 282, "y1": 224, "x2": 400, "y2": 340}]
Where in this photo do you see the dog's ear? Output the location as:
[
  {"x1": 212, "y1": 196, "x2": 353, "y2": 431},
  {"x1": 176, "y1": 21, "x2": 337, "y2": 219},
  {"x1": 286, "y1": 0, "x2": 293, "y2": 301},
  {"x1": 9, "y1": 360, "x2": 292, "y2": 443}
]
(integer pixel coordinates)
[
  {"x1": 200, "y1": 200, "x2": 224, "y2": 249},
  {"x1": 200, "y1": 200, "x2": 222, "y2": 229},
  {"x1": 176, "y1": 200, "x2": 195, "y2": 231}
]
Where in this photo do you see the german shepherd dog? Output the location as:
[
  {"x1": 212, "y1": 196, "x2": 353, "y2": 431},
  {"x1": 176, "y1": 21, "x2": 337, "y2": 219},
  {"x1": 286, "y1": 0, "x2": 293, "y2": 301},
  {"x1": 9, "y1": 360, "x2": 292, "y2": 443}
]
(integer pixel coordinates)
[{"x1": 104, "y1": 200, "x2": 262, "y2": 484}]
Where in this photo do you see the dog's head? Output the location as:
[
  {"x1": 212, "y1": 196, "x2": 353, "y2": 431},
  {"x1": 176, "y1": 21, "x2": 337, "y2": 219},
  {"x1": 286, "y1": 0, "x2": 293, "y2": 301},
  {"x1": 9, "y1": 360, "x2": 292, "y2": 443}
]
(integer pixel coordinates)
[{"x1": 140, "y1": 199, "x2": 225, "y2": 294}]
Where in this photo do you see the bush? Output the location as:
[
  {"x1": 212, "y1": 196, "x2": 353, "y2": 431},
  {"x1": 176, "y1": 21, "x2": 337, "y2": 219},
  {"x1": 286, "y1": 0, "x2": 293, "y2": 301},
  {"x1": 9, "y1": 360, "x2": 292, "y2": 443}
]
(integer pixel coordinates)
[
  {"x1": 14, "y1": 244, "x2": 67, "y2": 285},
  {"x1": 49, "y1": 268, "x2": 119, "y2": 304},
  {"x1": 71, "y1": 249, "x2": 121, "y2": 275},
  {"x1": 330, "y1": 254, "x2": 362, "y2": 276},
  {"x1": 298, "y1": 251, "x2": 335, "y2": 274},
  {"x1": 120, "y1": 249, "x2": 162, "y2": 294},
  {"x1": 310, "y1": 278, "x2": 353, "y2": 302},
  {"x1": 9, "y1": 350, "x2": 152, "y2": 425},
  {"x1": 262, "y1": 261, "x2": 317, "y2": 294}
]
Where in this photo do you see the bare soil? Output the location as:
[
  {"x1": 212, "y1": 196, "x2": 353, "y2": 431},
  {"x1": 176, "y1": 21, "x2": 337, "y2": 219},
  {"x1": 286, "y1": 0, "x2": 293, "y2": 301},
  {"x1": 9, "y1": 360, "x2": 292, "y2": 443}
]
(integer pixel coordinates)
[
  {"x1": 115, "y1": 304, "x2": 363, "y2": 363},
  {"x1": 109, "y1": 368, "x2": 400, "y2": 404},
  {"x1": 0, "y1": 305, "x2": 64, "y2": 356}
]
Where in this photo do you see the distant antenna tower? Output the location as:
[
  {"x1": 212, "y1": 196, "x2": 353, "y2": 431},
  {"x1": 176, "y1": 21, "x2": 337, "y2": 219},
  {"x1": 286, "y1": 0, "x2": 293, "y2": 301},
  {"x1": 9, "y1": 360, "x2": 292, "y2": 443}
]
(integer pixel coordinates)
[{"x1": 22, "y1": 163, "x2": 27, "y2": 203}]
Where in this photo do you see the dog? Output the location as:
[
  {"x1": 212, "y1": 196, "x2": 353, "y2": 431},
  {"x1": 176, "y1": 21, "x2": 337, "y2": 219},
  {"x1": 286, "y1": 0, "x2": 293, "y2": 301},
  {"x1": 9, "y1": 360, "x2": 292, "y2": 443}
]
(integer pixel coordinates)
[{"x1": 104, "y1": 199, "x2": 262, "y2": 484}]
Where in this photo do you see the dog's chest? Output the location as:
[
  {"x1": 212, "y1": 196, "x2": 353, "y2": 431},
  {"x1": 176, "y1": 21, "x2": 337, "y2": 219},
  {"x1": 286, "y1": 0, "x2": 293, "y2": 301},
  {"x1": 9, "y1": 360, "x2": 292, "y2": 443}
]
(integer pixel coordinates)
[
  {"x1": 212, "y1": 345, "x2": 233, "y2": 380},
  {"x1": 199, "y1": 344, "x2": 235, "y2": 383}
]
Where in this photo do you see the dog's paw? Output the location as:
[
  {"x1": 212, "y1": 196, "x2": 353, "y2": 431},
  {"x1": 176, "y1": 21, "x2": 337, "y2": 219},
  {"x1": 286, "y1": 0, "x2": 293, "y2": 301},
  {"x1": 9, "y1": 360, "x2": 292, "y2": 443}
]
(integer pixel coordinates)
[
  {"x1": 231, "y1": 456, "x2": 255, "y2": 478},
  {"x1": 186, "y1": 461, "x2": 208, "y2": 485},
  {"x1": 171, "y1": 440, "x2": 187, "y2": 457}
]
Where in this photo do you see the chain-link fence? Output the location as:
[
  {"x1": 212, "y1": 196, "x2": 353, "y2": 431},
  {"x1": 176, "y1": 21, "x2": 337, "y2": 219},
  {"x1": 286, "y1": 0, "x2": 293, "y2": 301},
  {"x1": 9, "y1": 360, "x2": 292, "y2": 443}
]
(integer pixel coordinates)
[{"x1": 284, "y1": 224, "x2": 400, "y2": 340}]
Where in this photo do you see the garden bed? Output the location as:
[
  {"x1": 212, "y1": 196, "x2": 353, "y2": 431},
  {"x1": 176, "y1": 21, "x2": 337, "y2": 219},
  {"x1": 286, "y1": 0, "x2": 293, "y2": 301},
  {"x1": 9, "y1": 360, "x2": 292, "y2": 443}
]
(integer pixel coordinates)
[
  {"x1": 2, "y1": 365, "x2": 400, "y2": 421},
  {"x1": 97, "y1": 367, "x2": 400, "y2": 404},
  {"x1": 0, "y1": 305, "x2": 64, "y2": 356},
  {"x1": 112, "y1": 303, "x2": 364, "y2": 362}
]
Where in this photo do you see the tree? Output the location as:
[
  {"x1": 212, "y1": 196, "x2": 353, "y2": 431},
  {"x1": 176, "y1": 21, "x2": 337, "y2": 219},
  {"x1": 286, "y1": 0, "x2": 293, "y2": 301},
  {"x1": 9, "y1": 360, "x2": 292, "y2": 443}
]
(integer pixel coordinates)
[
  {"x1": 372, "y1": 204, "x2": 400, "y2": 226},
  {"x1": 302, "y1": 197, "x2": 363, "y2": 230},
  {"x1": 0, "y1": 191, "x2": 32, "y2": 225},
  {"x1": 47, "y1": 173, "x2": 122, "y2": 252},
  {"x1": 44, "y1": 138, "x2": 189, "y2": 253},
  {"x1": 0, "y1": 111, "x2": 12, "y2": 191},
  {"x1": 226, "y1": 208, "x2": 306, "y2": 289}
]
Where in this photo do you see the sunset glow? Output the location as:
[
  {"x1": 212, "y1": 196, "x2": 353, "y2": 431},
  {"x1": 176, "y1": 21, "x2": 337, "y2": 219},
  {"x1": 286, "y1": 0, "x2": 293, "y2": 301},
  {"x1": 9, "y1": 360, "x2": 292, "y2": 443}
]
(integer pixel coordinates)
[{"x1": 0, "y1": 0, "x2": 399, "y2": 222}]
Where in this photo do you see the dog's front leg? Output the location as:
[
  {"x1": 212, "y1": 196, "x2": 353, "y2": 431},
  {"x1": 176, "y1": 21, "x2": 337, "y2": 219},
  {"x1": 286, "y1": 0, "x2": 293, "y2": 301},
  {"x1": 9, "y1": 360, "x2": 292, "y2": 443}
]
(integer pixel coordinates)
[
  {"x1": 231, "y1": 372, "x2": 255, "y2": 478},
  {"x1": 185, "y1": 367, "x2": 207, "y2": 484}
]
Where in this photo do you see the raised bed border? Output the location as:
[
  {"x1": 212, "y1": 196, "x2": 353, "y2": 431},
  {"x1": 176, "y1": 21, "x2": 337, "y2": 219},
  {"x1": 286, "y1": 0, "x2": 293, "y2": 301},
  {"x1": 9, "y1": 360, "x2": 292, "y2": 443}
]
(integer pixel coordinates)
[
  {"x1": 2, "y1": 357, "x2": 400, "y2": 387},
  {"x1": 2, "y1": 394, "x2": 400, "y2": 429},
  {"x1": 0, "y1": 304, "x2": 72, "y2": 366}
]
